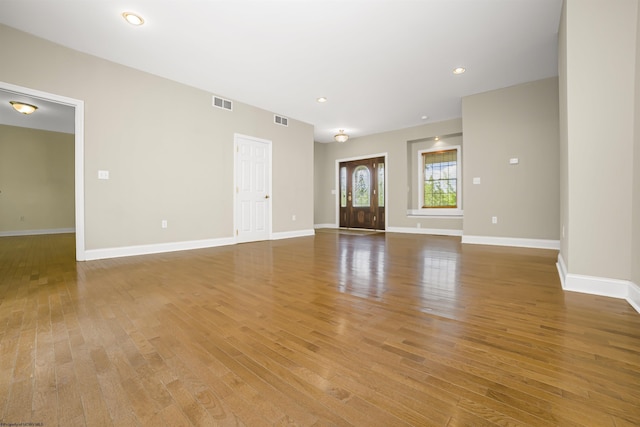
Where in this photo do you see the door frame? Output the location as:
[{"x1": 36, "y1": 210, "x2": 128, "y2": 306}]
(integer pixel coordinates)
[
  {"x1": 0, "y1": 80, "x2": 86, "y2": 261},
  {"x1": 335, "y1": 152, "x2": 388, "y2": 229},
  {"x1": 233, "y1": 133, "x2": 273, "y2": 242}
]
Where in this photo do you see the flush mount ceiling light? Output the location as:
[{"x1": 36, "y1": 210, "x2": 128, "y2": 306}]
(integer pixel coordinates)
[
  {"x1": 334, "y1": 129, "x2": 349, "y2": 143},
  {"x1": 316, "y1": 97, "x2": 327, "y2": 103},
  {"x1": 9, "y1": 101, "x2": 38, "y2": 115},
  {"x1": 122, "y1": 12, "x2": 144, "y2": 26},
  {"x1": 453, "y1": 67, "x2": 466, "y2": 75}
]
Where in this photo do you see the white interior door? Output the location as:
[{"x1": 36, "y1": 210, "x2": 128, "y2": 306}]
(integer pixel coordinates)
[{"x1": 235, "y1": 135, "x2": 271, "y2": 243}]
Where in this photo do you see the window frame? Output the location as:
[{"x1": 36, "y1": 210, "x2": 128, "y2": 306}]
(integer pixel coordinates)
[{"x1": 416, "y1": 145, "x2": 462, "y2": 216}]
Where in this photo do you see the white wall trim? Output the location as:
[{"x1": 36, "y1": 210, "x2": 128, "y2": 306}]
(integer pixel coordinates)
[
  {"x1": 84, "y1": 237, "x2": 237, "y2": 261},
  {"x1": 314, "y1": 223, "x2": 337, "y2": 229},
  {"x1": 83, "y1": 229, "x2": 316, "y2": 261},
  {"x1": 387, "y1": 227, "x2": 462, "y2": 237},
  {"x1": 556, "y1": 254, "x2": 639, "y2": 314},
  {"x1": 562, "y1": 274, "x2": 630, "y2": 299},
  {"x1": 407, "y1": 209, "x2": 463, "y2": 218},
  {"x1": 628, "y1": 282, "x2": 640, "y2": 313},
  {"x1": 271, "y1": 229, "x2": 315, "y2": 240},
  {"x1": 462, "y1": 235, "x2": 560, "y2": 250},
  {"x1": 556, "y1": 253, "x2": 567, "y2": 289},
  {"x1": 0, "y1": 228, "x2": 75, "y2": 237}
]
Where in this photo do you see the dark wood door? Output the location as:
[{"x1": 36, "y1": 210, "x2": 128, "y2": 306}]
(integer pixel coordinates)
[{"x1": 339, "y1": 157, "x2": 385, "y2": 230}]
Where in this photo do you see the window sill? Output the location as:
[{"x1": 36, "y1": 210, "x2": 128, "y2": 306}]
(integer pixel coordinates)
[{"x1": 407, "y1": 209, "x2": 463, "y2": 218}]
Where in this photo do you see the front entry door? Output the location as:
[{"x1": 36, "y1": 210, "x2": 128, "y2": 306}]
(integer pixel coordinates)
[
  {"x1": 339, "y1": 157, "x2": 385, "y2": 230},
  {"x1": 235, "y1": 135, "x2": 271, "y2": 243}
]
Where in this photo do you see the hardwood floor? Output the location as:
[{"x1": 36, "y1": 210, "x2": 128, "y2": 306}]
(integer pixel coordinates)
[{"x1": 0, "y1": 231, "x2": 639, "y2": 426}]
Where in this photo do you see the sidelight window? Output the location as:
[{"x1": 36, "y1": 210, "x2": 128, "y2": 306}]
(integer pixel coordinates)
[{"x1": 340, "y1": 166, "x2": 347, "y2": 207}]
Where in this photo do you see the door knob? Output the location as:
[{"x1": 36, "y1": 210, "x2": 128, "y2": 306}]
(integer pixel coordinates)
[{"x1": 265, "y1": 195, "x2": 270, "y2": 199}]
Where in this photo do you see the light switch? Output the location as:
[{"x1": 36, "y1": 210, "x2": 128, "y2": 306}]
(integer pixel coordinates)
[
  {"x1": 509, "y1": 158, "x2": 519, "y2": 165},
  {"x1": 473, "y1": 177, "x2": 481, "y2": 185},
  {"x1": 98, "y1": 170, "x2": 109, "y2": 180}
]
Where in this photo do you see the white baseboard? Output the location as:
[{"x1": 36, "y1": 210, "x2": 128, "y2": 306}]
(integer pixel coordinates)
[
  {"x1": 462, "y1": 235, "x2": 560, "y2": 250},
  {"x1": 556, "y1": 253, "x2": 567, "y2": 289},
  {"x1": 0, "y1": 228, "x2": 75, "y2": 237},
  {"x1": 314, "y1": 223, "x2": 337, "y2": 229},
  {"x1": 557, "y1": 254, "x2": 640, "y2": 314},
  {"x1": 84, "y1": 229, "x2": 316, "y2": 261},
  {"x1": 628, "y1": 282, "x2": 640, "y2": 313},
  {"x1": 562, "y1": 274, "x2": 630, "y2": 299},
  {"x1": 386, "y1": 227, "x2": 462, "y2": 237},
  {"x1": 271, "y1": 229, "x2": 315, "y2": 240},
  {"x1": 84, "y1": 237, "x2": 236, "y2": 261}
]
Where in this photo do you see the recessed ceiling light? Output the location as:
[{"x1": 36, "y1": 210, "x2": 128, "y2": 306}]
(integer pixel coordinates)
[
  {"x1": 421, "y1": 115, "x2": 429, "y2": 120},
  {"x1": 9, "y1": 101, "x2": 38, "y2": 115},
  {"x1": 317, "y1": 97, "x2": 327, "y2": 103},
  {"x1": 434, "y1": 136, "x2": 440, "y2": 141},
  {"x1": 123, "y1": 12, "x2": 144, "y2": 26},
  {"x1": 453, "y1": 67, "x2": 466, "y2": 75}
]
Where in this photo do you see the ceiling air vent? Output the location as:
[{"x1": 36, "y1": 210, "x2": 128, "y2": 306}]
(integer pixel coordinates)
[
  {"x1": 212, "y1": 95, "x2": 233, "y2": 111},
  {"x1": 274, "y1": 114, "x2": 288, "y2": 127}
]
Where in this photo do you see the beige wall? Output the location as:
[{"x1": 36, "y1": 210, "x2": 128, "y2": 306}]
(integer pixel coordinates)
[
  {"x1": 562, "y1": 0, "x2": 636, "y2": 280},
  {"x1": 0, "y1": 24, "x2": 314, "y2": 251},
  {"x1": 559, "y1": 0, "x2": 569, "y2": 263},
  {"x1": 0, "y1": 125, "x2": 74, "y2": 232},
  {"x1": 461, "y1": 77, "x2": 560, "y2": 240},
  {"x1": 314, "y1": 119, "x2": 463, "y2": 231},
  {"x1": 314, "y1": 141, "x2": 330, "y2": 224},
  {"x1": 633, "y1": 1, "x2": 640, "y2": 286}
]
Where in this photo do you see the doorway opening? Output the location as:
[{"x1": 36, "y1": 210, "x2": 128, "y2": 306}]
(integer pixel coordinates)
[
  {"x1": 0, "y1": 81, "x2": 85, "y2": 260},
  {"x1": 338, "y1": 155, "x2": 386, "y2": 230}
]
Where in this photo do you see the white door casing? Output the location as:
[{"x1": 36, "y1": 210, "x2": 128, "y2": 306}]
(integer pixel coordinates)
[{"x1": 234, "y1": 134, "x2": 272, "y2": 243}]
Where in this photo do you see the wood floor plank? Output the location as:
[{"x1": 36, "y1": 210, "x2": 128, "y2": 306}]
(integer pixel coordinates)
[{"x1": 1, "y1": 232, "x2": 639, "y2": 426}]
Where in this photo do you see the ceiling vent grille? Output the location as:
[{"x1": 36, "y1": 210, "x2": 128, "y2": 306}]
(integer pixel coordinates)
[
  {"x1": 212, "y1": 96, "x2": 233, "y2": 111},
  {"x1": 274, "y1": 115, "x2": 288, "y2": 127}
]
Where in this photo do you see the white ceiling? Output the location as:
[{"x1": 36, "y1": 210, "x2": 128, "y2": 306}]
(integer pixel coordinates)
[
  {"x1": 0, "y1": 89, "x2": 75, "y2": 134},
  {"x1": 0, "y1": 0, "x2": 562, "y2": 142}
]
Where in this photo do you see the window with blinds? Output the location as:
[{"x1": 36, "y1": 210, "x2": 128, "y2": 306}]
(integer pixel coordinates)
[{"x1": 422, "y1": 148, "x2": 458, "y2": 208}]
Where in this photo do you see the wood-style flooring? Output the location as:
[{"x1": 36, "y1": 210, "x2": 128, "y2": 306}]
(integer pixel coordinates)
[{"x1": 0, "y1": 231, "x2": 639, "y2": 426}]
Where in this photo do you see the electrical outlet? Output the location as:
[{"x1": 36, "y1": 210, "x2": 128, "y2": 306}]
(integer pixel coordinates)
[
  {"x1": 417, "y1": 223, "x2": 421, "y2": 229},
  {"x1": 98, "y1": 170, "x2": 109, "y2": 180},
  {"x1": 161, "y1": 220, "x2": 168, "y2": 229},
  {"x1": 292, "y1": 214, "x2": 296, "y2": 221},
  {"x1": 492, "y1": 216, "x2": 498, "y2": 224}
]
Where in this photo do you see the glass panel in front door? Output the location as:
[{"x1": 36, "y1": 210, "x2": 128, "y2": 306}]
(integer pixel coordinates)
[{"x1": 353, "y1": 165, "x2": 371, "y2": 207}]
